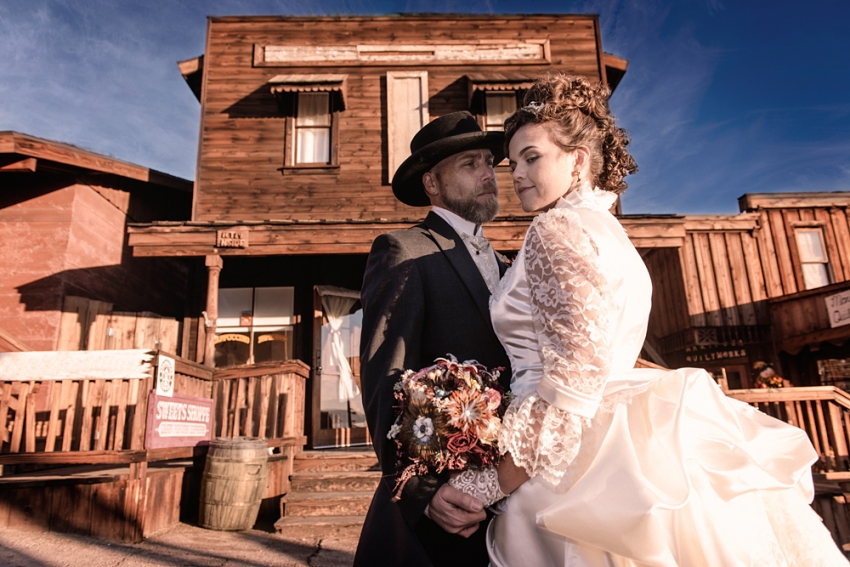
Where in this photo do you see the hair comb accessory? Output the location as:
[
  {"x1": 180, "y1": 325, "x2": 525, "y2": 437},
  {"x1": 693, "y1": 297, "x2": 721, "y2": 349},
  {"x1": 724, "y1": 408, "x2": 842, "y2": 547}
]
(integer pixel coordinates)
[{"x1": 522, "y1": 101, "x2": 544, "y2": 113}]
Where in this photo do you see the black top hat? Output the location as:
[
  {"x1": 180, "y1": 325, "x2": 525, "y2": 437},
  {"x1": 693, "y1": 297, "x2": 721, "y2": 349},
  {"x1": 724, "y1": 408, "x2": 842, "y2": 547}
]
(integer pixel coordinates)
[{"x1": 391, "y1": 111, "x2": 505, "y2": 207}]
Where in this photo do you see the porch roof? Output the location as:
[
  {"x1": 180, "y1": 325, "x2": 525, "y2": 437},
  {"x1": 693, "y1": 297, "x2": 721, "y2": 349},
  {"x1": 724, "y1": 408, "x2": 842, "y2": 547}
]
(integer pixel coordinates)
[{"x1": 127, "y1": 215, "x2": 688, "y2": 257}]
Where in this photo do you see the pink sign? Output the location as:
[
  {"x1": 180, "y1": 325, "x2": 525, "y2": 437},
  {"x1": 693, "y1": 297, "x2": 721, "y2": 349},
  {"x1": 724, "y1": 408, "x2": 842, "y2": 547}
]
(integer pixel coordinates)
[{"x1": 145, "y1": 391, "x2": 214, "y2": 449}]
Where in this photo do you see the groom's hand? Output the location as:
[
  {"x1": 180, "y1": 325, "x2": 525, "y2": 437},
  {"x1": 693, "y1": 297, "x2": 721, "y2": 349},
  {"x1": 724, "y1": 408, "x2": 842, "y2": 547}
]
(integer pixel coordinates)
[{"x1": 427, "y1": 484, "x2": 486, "y2": 537}]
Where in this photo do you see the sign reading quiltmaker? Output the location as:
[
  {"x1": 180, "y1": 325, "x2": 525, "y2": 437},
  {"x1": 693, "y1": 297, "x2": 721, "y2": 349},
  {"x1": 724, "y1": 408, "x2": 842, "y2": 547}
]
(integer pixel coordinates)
[{"x1": 145, "y1": 391, "x2": 214, "y2": 449}]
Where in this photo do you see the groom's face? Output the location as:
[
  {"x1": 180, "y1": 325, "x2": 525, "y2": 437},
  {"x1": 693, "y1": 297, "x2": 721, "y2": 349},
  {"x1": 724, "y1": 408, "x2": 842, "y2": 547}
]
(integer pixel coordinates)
[{"x1": 423, "y1": 149, "x2": 500, "y2": 225}]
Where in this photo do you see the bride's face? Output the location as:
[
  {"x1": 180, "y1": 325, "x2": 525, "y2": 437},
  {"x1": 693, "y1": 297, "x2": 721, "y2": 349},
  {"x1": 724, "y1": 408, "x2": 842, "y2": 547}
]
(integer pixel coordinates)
[{"x1": 508, "y1": 123, "x2": 578, "y2": 213}]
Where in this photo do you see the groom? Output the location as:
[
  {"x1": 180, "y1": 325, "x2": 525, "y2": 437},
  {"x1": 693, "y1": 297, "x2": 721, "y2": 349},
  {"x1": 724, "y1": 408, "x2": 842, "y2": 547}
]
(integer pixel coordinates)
[{"x1": 354, "y1": 112, "x2": 512, "y2": 567}]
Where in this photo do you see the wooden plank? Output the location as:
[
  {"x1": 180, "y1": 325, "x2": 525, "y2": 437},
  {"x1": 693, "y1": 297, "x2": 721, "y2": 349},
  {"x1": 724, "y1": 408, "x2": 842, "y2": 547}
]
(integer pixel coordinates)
[
  {"x1": 10, "y1": 382, "x2": 30, "y2": 452},
  {"x1": 78, "y1": 380, "x2": 93, "y2": 451},
  {"x1": 769, "y1": 209, "x2": 797, "y2": 294},
  {"x1": 24, "y1": 381, "x2": 37, "y2": 452},
  {"x1": 806, "y1": 401, "x2": 824, "y2": 457},
  {"x1": 755, "y1": 211, "x2": 784, "y2": 297},
  {"x1": 234, "y1": 378, "x2": 246, "y2": 438},
  {"x1": 61, "y1": 381, "x2": 79, "y2": 452},
  {"x1": 0, "y1": 449, "x2": 146, "y2": 465},
  {"x1": 724, "y1": 232, "x2": 758, "y2": 325},
  {"x1": 830, "y1": 208, "x2": 850, "y2": 281},
  {"x1": 57, "y1": 296, "x2": 89, "y2": 351},
  {"x1": 48, "y1": 484, "x2": 93, "y2": 535},
  {"x1": 267, "y1": 374, "x2": 280, "y2": 438},
  {"x1": 257, "y1": 375, "x2": 270, "y2": 439},
  {"x1": 783, "y1": 210, "x2": 807, "y2": 292},
  {"x1": 708, "y1": 233, "x2": 740, "y2": 326},
  {"x1": 691, "y1": 233, "x2": 722, "y2": 325},
  {"x1": 130, "y1": 378, "x2": 152, "y2": 450},
  {"x1": 0, "y1": 382, "x2": 13, "y2": 445},
  {"x1": 828, "y1": 403, "x2": 849, "y2": 463},
  {"x1": 44, "y1": 381, "x2": 62, "y2": 452},
  {"x1": 85, "y1": 300, "x2": 114, "y2": 351},
  {"x1": 90, "y1": 481, "x2": 126, "y2": 541},
  {"x1": 816, "y1": 401, "x2": 833, "y2": 469},
  {"x1": 113, "y1": 380, "x2": 129, "y2": 450},
  {"x1": 95, "y1": 379, "x2": 111, "y2": 451},
  {"x1": 244, "y1": 377, "x2": 256, "y2": 437}
]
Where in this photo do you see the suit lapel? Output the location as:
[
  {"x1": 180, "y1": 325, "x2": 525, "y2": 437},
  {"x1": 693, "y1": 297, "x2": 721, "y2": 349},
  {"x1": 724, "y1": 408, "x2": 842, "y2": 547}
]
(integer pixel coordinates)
[{"x1": 423, "y1": 212, "x2": 492, "y2": 324}]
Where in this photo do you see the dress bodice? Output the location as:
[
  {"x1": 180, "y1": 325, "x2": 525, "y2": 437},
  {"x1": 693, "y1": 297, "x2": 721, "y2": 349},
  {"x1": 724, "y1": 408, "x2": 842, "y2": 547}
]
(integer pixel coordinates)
[{"x1": 491, "y1": 185, "x2": 652, "y2": 403}]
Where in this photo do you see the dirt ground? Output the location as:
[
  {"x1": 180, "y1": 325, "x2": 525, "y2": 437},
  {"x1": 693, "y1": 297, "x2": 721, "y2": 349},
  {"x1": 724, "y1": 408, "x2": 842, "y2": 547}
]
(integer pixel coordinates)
[{"x1": 0, "y1": 522, "x2": 360, "y2": 567}]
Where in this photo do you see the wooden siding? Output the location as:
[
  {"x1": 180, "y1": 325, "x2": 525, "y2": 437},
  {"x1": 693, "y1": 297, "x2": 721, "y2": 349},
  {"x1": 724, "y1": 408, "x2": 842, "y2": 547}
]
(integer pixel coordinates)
[{"x1": 194, "y1": 15, "x2": 606, "y2": 222}]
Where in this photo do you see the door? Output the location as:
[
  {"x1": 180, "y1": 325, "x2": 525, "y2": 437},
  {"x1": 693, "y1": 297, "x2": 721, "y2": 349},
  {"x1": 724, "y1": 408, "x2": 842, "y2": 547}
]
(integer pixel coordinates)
[{"x1": 311, "y1": 286, "x2": 371, "y2": 448}]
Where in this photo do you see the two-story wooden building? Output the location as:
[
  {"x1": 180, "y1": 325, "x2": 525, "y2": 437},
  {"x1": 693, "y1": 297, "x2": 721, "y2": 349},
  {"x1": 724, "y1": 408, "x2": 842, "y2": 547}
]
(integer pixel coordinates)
[
  {"x1": 641, "y1": 192, "x2": 850, "y2": 390},
  {"x1": 127, "y1": 14, "x2": 635, "y2": 447}
]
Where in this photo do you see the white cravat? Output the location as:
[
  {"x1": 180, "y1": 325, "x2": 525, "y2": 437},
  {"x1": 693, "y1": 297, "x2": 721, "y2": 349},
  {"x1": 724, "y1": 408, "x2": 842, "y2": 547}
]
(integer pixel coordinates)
[{"x1": 432, "y1": 207, "x2": 500, "y2": 294}]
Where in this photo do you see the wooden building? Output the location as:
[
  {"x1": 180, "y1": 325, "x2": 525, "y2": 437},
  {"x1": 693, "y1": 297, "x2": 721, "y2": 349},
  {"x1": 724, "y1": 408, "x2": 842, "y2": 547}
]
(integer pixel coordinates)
[
  {"x1": 0, "y1": 132, "x2": 193, "y2": 353},
  {"x1": 641, "y1": 192, "x2": 850, "y2": 390},
  {"x1": 127, "y1": 14, "x2": 638, "y2": 448}
]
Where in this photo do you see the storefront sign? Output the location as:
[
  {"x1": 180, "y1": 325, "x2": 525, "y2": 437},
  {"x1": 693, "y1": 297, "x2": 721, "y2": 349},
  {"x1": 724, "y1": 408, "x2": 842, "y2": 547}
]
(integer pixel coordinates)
[
  {"x1": 826, "y1": 289, "x2": 850, "y2": 328},
  {"x1": 145, "y1": 391, "x2": 213, "y2": 449},
  {"x1": 684, "y1": 342, "x2": 748, "y2": 364},
  {"x1": 216, "y1": 228, "x2": 248, "y2": 248}
]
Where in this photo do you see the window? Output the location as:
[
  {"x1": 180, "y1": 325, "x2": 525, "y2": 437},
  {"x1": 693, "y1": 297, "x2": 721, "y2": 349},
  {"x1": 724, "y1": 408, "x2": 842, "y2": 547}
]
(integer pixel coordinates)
[
  {"x1": 796, "y1": 228, "x2": 831, "y2": 289},
  {"x1": 214, "y1": 286, "x2": 295, "y2": 368},
  {"x1": 269, "y1": 74, "x2": 346, "y2": 169},
  {"x1": 484, "y1": 92, "x2": 517, "y2": 131},
  {"x1": 295, "y1": 93, "x2": 331, "y2": 164},
  {"x1": 387, "y1": 71, "x2": 429, "y2": 179}
]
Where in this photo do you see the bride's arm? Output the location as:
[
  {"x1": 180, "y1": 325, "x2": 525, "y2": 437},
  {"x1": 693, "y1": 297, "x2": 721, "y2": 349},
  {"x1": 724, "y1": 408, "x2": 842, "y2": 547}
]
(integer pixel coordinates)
[{"x1": 498, "y1": 207, "x2": 614, "y2": 485}]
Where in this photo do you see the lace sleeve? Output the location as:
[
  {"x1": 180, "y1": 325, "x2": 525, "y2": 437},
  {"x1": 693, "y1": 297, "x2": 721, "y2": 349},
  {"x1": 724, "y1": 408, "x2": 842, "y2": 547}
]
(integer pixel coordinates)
[{"x1": 499, "y1": 207, "x2": 614, "y2": 484}]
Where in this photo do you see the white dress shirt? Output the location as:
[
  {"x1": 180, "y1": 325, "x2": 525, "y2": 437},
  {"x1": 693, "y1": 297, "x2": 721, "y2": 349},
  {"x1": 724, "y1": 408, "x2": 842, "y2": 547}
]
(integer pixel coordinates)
[{"x1": 432, "y1": 206, "x2": 500, "y2": 294}]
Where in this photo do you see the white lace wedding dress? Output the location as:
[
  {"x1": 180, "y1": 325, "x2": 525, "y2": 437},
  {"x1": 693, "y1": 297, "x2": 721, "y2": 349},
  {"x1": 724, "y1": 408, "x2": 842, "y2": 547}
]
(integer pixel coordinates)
[{"x1": 487, "y1": 185, "x2": 847, "y2": 566}]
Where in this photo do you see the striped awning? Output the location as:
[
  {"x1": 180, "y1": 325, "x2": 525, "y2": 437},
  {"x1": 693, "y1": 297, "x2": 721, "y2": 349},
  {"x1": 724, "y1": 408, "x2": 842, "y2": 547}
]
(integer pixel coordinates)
[
  {"x1": 466, "y1": 73, "x2": 536, "y2": 92},
  {"x1": 269, "y1": 74, "x2": 347, "y2": 111}
]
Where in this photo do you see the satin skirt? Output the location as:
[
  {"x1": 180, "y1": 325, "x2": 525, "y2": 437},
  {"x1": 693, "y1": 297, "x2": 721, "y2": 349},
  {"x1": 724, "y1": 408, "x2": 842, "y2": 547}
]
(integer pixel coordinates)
[{"x1": 487, "y1": 368, "x2": 848, "y2": 567}]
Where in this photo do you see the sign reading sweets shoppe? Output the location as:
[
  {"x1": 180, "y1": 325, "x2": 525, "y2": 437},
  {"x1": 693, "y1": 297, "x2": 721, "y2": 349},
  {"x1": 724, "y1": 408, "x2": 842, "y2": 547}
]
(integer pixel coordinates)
[{"x1": 145, "y1": 391, "x2": 214, "y2": 449}]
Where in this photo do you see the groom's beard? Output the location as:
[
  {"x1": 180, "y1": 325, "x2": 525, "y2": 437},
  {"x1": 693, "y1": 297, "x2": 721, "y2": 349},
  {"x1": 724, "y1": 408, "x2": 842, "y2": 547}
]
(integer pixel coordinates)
[{"x1": 442, "y1": 180, "x2": 500, "y2": 225}]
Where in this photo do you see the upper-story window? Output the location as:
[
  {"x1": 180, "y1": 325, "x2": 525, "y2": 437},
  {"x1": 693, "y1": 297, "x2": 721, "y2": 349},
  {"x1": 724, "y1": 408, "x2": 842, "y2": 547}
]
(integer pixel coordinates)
[
  {"x1": 269, "y1": 74, "x2": 347, "y2": 169},
  {"x1": 484, "y1": 92, "x2": 517, "y2": 131},
  {"x1": 467, "y1": 74, "x2": 533, "y2": 138},
  {"x1": 295, "y1": 93, "x2": 331, "y2": 164},
  {"x1": 796, "y1": 228, "x2": 831, "y2": 289}
]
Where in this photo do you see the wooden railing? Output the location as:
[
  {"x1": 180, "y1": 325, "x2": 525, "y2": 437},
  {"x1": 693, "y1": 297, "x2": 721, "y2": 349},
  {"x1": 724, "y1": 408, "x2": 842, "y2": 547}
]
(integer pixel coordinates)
[
  {"x1": 0, "y1": 352, "x2": 308, "y2": 460},
  {"x1": 726, "y1": 386, "x2": 850, "y2": 472}
]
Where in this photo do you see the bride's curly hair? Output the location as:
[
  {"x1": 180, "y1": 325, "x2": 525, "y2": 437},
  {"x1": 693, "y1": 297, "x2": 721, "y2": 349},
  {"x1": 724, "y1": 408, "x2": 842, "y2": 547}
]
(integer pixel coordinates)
[{"x1": 503, "y1": 74, "x2": 637, "y2": 194}]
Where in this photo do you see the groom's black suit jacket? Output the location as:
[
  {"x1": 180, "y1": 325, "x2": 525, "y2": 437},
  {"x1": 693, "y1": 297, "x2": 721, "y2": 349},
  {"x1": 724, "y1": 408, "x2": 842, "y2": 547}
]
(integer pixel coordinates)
[{"x1": 354, "y1": 212, "x2": 511, "y2": 567}]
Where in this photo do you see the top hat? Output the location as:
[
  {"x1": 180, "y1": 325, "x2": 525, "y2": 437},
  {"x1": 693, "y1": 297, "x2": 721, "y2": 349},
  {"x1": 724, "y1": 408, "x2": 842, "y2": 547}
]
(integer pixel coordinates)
[{"x1": 391, "y1": 111, "x2": 505, "y2": 207}]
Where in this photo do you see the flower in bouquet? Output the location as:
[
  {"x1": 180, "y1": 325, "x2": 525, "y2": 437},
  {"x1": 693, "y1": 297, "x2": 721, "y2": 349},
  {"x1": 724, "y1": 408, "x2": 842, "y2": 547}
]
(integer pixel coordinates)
[{"x1": 387, "y1": 355, "x2": 509, "y2": 500}]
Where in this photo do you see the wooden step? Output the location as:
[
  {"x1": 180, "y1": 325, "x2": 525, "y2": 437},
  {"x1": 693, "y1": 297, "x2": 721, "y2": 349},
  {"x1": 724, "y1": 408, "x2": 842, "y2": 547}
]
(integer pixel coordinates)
[
  {"x1": 290, "y1": 471, "x2": 381, "y2": 493},
  {"x1": 292, "y1": 450, "x2": 379, "y2": 473},
  {"x1": 274, "y1": 515, "x2": 365, "y2": 537},
  {"x1": 281, "y1": 491, "x2": 372, "y2": 517}
]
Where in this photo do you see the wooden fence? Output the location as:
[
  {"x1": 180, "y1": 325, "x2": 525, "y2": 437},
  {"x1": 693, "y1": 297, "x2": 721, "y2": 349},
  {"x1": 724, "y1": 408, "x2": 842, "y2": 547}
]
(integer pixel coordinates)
[{"x1": 0, "y1": 351, "x2": 308, "y2": 542}]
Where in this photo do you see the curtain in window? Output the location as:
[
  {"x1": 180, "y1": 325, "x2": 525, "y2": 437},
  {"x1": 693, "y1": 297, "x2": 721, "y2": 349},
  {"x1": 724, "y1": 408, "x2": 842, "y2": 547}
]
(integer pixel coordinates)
[
  {"x1": 296, "y1": 93, "x2": 330, "y2": 163},
  {"x1": 321, "y1": 294, "x2": 360, "y2": 402},
  {"x1": 797, "y1": 230, "x2": 830, "y2": 289}
]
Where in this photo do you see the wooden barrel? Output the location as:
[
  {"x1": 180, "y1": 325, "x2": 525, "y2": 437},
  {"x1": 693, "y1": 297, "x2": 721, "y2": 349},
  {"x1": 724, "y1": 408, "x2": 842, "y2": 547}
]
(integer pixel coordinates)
[{"x1": 198, "y1": 437, "x2": 269, "y2": 531}]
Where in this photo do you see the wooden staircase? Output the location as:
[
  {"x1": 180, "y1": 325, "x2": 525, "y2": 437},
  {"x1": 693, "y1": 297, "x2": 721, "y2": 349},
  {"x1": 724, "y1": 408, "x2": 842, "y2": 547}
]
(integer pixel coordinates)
[{"x1": 274, "y1": 449, "x2": 381, "y2": 536}]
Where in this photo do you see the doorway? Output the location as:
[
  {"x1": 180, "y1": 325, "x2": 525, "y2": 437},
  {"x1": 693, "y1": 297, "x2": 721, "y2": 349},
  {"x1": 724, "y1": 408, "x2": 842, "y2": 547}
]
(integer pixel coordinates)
[{"x1": 311, "y1": 285, "x2": 370, "y2": 448}]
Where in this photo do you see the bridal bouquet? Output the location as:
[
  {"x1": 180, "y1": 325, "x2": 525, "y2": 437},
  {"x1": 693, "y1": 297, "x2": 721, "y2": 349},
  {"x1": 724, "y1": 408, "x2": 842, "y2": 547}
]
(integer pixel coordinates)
[{"x1": 387, "y1": 355, "x2": 509, "y2": 501}]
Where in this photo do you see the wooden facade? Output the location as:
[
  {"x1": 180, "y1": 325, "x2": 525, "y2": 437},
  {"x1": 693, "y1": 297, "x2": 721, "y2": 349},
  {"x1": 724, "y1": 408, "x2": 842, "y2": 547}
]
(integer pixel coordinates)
[
  {"x1": 128, "y1": 14, "x2": 630, "y2": 449},
  {"x1": 0, "y1": 132, "x2": 193, "y2": 352},
  {"x1": 643, "y1": 192, "x2": 850, "y2": 389}
]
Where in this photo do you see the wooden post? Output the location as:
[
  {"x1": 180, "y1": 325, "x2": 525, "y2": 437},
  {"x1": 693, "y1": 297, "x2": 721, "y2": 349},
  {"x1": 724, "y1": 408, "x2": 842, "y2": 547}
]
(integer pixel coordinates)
[{"x1": 203, "y1": 255, "x2": 223, "y2": 367}]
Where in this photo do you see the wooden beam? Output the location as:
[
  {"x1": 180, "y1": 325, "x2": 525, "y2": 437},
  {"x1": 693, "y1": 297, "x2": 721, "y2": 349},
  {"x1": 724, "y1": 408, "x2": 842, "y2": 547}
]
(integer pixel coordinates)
[
  {"x1": 740, "y1": 192, "x2": 850, "y2": 211},
  {"x1": 0, "y1": 157, "x2": 36, "y2": 172},
  {"x1": 0, "y1": 326, "x2": 31, "y2": 352},
  {"x1": 683, "y1": 214, "x2": 759, "y2": 232}
]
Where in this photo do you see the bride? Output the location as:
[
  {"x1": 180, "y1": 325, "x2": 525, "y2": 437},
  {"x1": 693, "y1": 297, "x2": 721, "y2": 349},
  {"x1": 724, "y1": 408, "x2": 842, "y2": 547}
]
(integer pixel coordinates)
[{"x1": 449, "y1": 74, "x2": 848, "y2": 566}]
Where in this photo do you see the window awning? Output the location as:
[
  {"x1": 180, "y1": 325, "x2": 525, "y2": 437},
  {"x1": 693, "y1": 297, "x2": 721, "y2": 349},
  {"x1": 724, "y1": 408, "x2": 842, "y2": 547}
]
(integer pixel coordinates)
[
  {"x1": 466, "y1": 73, "x2": 535, "y2": 113},
  {"x1": 269, "y1": 74, "x2": 348, "y2": 112}
]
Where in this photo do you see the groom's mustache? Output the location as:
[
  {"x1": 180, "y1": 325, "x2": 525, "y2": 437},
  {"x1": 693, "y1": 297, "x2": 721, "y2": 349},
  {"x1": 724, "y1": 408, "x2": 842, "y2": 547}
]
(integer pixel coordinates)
[{"x1": 477, "y1": 181, "x2": 498, "y2": 197}]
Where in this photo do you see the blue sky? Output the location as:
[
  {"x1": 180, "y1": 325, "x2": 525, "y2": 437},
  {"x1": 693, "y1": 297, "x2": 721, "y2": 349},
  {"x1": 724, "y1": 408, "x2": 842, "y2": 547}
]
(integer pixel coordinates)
[{"x1": 1, "y1": 0, "x2": 848, "y2": 214}]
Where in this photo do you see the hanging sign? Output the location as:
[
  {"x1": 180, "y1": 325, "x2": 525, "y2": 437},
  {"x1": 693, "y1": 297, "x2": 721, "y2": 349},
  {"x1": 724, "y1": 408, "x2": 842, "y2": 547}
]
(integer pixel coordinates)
[
  {"x1": 216, "y1": 228, "x2": 249, "y2": 248},
  {"x1": 145, "y1": 391, "x2": 214, "y2": 449},
  {"x1": 826, "y1": 289, "x2": 850, "y2": 328},
  {"x1": 156, "y1": 354, "x2": 175, "y2": 397}
]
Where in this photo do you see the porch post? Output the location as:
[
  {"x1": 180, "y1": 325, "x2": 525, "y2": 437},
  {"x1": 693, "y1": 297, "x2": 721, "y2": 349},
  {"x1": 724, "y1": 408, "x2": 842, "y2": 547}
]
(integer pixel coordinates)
[{"x1": 204, "y1": 255, "x2": 223, "y2": 367}]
